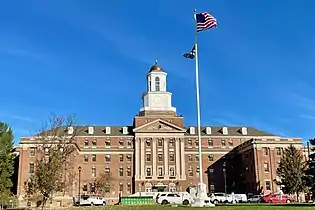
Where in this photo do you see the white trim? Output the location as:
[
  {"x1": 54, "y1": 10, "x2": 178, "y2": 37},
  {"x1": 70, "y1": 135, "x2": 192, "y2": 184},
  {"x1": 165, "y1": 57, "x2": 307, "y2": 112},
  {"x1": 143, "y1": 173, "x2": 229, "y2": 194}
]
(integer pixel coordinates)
[{"x1": 79, "y1": 151, "x2": 133, "y2": 154}]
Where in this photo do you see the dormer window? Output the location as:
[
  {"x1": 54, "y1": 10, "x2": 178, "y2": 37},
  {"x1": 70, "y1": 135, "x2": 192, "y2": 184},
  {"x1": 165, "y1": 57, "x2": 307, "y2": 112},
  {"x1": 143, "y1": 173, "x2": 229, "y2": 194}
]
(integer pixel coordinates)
[
  {"x1": 88, "y1": 126, "x2": 94, "y2": 135},
  {"x1": 105, "y1": 126, "x2": 111, "y2": 135},
  {"x1": 155, "y1": 76, "x2": 160, "y2": 91},
  {"x1": 67, "y1": 126, "x2": 74, "y2": 135},
  {"x1": 122, "y1": 127, "x2": 128, "y2": 135},
  {"x1": 222, "y1": 127, "x2": 228, "y2": 135},
  {"x1": 241, "y1": 127, "x2": 248, "y2": 135},
  {"x1": 190, "y1": 127, "x2": 195, "y2": 134}
]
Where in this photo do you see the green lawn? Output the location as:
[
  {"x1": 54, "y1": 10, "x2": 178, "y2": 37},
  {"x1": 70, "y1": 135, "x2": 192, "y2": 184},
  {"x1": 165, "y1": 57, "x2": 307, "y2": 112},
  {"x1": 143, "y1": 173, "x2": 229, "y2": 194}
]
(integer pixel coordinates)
[{"x1": 74, "y1": 204, "x2": 315, "y2": 210}]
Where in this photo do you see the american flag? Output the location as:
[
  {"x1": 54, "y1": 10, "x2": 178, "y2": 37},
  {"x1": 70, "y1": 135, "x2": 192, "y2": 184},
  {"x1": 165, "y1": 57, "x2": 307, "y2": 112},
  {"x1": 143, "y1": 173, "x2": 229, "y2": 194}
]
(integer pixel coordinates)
[
  {"x1": 196, "y1": 12, "x2": 217, "y2": 32},
  {"x1": 183, "y1": 45, "x2": 196, "y2": 59}
]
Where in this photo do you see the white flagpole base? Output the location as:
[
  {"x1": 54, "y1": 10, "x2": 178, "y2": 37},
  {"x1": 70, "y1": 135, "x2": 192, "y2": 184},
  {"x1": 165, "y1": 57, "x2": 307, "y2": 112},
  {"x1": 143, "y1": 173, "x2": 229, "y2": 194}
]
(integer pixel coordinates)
[{"x1": 190, "y1": 183, "x2": 215, "y2": 207}]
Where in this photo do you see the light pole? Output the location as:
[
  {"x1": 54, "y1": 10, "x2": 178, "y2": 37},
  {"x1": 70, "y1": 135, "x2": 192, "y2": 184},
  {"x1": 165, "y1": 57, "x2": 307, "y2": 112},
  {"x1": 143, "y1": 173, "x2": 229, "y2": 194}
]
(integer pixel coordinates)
[
  {"x1": 223, "y1": 160, "x2": 227, "y2": 194},
  {"x1": 78, "y1": 166, "x2": 82, "y2": 206}
]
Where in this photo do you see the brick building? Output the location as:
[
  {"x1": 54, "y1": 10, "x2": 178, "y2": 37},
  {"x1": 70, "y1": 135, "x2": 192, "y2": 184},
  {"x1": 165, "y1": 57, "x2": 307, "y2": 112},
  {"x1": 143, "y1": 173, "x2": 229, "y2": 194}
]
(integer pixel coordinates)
[{"x1": 14, "y1": 62, "x2": 302, "y2": 206}]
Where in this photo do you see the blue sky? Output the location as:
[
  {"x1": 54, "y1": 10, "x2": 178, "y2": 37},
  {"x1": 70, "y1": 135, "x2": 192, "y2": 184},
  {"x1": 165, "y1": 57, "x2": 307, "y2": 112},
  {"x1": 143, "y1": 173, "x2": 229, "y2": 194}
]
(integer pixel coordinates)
[{"x1": 0, "y1": 0, "x2": 315, "y2": 143}]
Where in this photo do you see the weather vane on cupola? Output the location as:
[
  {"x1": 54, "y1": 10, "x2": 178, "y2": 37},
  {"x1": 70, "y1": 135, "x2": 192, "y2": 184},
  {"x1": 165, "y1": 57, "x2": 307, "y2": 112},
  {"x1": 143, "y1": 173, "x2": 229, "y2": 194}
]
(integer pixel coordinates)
[{"x1": 155, "y1": 60, "x2": 158, "y2": 65}]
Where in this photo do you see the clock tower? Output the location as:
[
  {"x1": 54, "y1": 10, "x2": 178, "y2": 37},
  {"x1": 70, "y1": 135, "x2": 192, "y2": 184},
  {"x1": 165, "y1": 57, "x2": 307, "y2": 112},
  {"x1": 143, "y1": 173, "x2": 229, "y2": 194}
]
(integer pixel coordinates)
[{"x1": 139, "y1": 61, "x2": 176, "y2": 115}]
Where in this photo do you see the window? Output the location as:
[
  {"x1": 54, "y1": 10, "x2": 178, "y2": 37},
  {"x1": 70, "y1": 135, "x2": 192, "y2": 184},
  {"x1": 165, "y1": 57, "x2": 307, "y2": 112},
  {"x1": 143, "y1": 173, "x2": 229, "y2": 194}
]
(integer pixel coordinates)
[
  {"x1": 104, "y1": 183, "x2": 110, "y2": 193},
  {"x1": 196, "y1": 166, "x2": 200, "y2": 176},
  {"x1": 210, "y1": 184, "x2": 215, "y2": 192},
  {"x1": 158, "y1": 167, "x2": 163, "y2": 176},
  {"x1": 92, "y1": 139, "x2": 97, "y2": 146},
  {"x1": 127, "y1": 183, "x2": 131, "y2": 193},
  {"x1": 84, "y1": 139, "x2": 89, "y2": 146},
  {"x1": 29, "y1": 148, "x2": 35, "y2": 156},
  {"x1": 188, "y1": 166, "x2": 193, "y2": 176},
  {"x1": 188, "y1": 155, "x2": 193, "y2": 161},
  {"x1": 146, "y1": 168, "x2": 152, "y2": 176},
  {"x1": 169, "y1": 167, "x2": 175, "y2": 177},
  {"x1": 195, "y1": 154, "x2": 199, "y2": 162},
  {"x1": 92, "y1": 154, "x2": 96, "y2": 162},
  {"x1": 276, "y1": 148, "x2": 281, "y2": 156},
  {"x1": 127, "y1": 167, "x2": 131, "y2": 176},
  {"x1": 208, "y1": 139, "x2": 213, "y2": 146},
  {"x1": 169, "y1": 139, "x2": 175, "y2": 147},
  {"x1": 105, "y1": 167, "x2": 110, "y2": 175},
  {"x1": 263, "y1": 147, "x2": 269, "y2": 155},
  {"x1": 209, "y1": 168, "x2": 214, "y2": 173},
  {"x1": 195, "y1": 140, "x2": 199, "y2": 147},
  {"x1": 169, "y1": 153, "x2": 175, "y2": 162},
  {"x1": 146, "y1": 154, "x2": 151, "y2": 161},
  {"x1": 264, "y1": 162, "x2": 270, "y2": 172},
  {"x1": 146, "y1": 139, "x2": 151, "y2": 147},
  {"x1": 119, "y1": 154, "x2": 124, "y2": 162},
  {"x1": 105, "y1": 154, "x2": 111, "y2": 162},
  {"x1": 105, "y1": 140, "x2": 111, "y2": 147},
  {"x1": 155, "y1": 76, "x2": 160, "y2": 91},
  {"x1": 119, "y1": 140, "x2": 124, "y2": 147},
  {"x1": 83, "y1": 183, "x2": 88, "y2": 191},
  {"x1": 92, "y1": 167, "x2": 96, "y2": 177},
  {"x1": 84, "y1": 155, "x2": 88, "y2": 162},
  {"x1": 187, "y1": 139, "x2": 192, "y2": 147},
  {"x1": 208, "y1": 155, "x2": 214, "y2": 161},
  {"x1": 158, "y1": 153, "x2": 163, "y2": 162},
  {"x1": 119, "y1": 167, "x2": 123, "y2": 176},
  {"x1": 127, "y1": 139, "x2": 132, "y2": 147},
  {"x1": 158, "y1": 138, "x2": 163, "y2": 147},
  {"x1": 126, "y1": 155, "x2": 132, "y2": 162},
  {"x1": 29, "y1": 163, "x2": 34, "y2": 174},
  {"x1": 148, "y1": 76, "x2": 152, "y2": 91},
  {"x1": 265, "y1": 181, "x2": 271, "y2": 191},
  {"x1": 221, "y1": 140, "x2": 226, "y2": 146},
  {"x1": 90, "y1": 183, "x2": 96, "y2": 193}
]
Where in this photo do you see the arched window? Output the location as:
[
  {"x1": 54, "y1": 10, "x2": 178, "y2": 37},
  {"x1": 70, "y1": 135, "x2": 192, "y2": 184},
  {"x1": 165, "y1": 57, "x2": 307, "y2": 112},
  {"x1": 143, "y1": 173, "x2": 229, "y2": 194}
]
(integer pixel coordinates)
[
  {"x1": 148, "y1": 77, "x2": 152, "y2": 91},
  {"x1": 155, "y1": 77, "x2": 160, "y2": 91}
]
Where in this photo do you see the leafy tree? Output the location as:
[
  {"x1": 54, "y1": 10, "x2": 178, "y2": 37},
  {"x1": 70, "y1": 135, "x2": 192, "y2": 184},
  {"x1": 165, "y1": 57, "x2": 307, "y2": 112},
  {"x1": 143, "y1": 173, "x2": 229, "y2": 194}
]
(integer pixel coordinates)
[
  {"x1": 306, "y1": 138, "x2": 315, "y2": 197},
  {"x1": 0, "y1": 122, "x2": 15, "y2": 200},
  {"x1": 24, "y1": 114, "x2": 79, "y2": 208},
  {"x1": 276, "y1": 145, "x2": 307, "y2": 200}
]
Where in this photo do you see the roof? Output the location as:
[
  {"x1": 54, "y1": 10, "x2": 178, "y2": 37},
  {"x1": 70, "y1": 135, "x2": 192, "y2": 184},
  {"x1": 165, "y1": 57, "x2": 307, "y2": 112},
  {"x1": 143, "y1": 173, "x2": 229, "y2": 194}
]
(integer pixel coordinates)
[{"x1": 30, "y1": 125, "x2": 276, "y2": 137}]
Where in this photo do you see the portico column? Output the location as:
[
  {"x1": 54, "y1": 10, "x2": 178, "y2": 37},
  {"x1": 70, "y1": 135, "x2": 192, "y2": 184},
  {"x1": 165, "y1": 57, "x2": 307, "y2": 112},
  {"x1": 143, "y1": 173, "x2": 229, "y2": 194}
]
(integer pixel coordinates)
[
  {"x1": 152, "y1": 138, "x2": 157, "y2": 179},
  {"x1": 175, "y1": 138, "x2": 180, "y2": 179},
  {"x1": 140, "y1": 138, "x2": 145, "y2": 179},
  {"x1": 164, "y1": 138, "x2": 169, "y2": 177},
  {"x1": 180, "y1": 138, "x2": 186, "y2": 179},
  {"x1": 135, "y1": 138, "x2": 140, "y2": 179}
]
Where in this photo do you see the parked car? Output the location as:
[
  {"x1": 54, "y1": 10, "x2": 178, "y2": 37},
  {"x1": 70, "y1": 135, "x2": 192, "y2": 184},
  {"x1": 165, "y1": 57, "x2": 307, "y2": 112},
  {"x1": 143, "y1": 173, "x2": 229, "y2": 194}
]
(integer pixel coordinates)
[
  {"x1": 77, "y1": 195, "x2": 106, "y2": 206},
  {"x1": 247, "y1": 195, "x2": 262, "y2": 203},
  {"x1": 157, "y1": 193, "x2": 191, "y2": 205},
  {"x1": 209, "y1": 193, "x2": 235, "y2": 204},
  {"x1": 234, "y1": 194, "x2": 247, "y2": 203},
  {"x1": 261, "y1": 194, "x2": 291, "y2": 203}
]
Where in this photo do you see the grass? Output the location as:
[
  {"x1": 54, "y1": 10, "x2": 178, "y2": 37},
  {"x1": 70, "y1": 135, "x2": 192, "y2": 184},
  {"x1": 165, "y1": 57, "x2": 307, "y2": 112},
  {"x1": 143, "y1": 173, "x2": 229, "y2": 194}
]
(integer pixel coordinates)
[{"x1": 73, "y1": 203, "x2": 315, "y2": 210}]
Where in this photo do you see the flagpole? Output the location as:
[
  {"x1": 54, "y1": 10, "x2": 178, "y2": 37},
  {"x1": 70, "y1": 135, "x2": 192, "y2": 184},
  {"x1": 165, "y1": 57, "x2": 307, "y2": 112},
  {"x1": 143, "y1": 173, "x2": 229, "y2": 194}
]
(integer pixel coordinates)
[{"x1": 193, "y1": 9, "x2": 204, "y2": 186}]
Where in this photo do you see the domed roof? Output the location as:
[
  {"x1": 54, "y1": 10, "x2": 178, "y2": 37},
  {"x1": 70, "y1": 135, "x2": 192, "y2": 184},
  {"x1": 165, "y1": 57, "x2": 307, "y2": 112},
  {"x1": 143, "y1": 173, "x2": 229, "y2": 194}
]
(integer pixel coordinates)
[{"x1": 148, "y1": 60, "x2": 163, "y2": 73}]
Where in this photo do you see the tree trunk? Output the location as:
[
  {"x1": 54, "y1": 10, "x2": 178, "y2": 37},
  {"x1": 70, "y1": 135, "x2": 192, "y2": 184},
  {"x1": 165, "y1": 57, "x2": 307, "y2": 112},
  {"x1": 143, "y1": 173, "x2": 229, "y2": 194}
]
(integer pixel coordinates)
[{"x1": 296, "y1": 192, "x2": 299, "y2": 202}]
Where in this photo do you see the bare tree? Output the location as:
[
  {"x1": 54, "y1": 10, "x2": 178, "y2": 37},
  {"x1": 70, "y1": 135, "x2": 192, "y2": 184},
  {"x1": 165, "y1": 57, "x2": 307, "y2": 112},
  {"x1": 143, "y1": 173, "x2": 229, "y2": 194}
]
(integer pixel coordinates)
[
  {"x1": 95, "y1": 171, "x2": 113, "y2": 194},
  {"x1": 24, "y1": 114, "x2": 80, "y2": 208}
]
